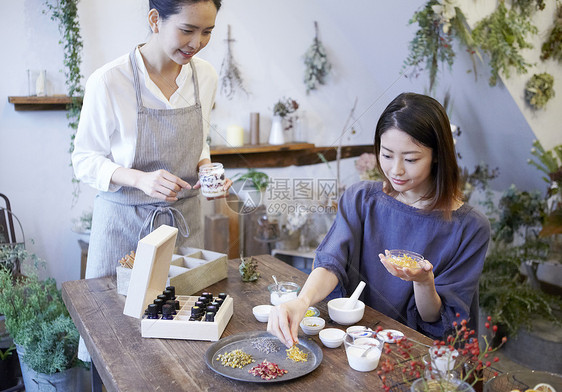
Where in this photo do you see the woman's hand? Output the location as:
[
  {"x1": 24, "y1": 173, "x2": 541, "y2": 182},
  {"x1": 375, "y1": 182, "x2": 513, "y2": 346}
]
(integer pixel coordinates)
[
  {"x1": 379, "y1": 250, "x2": 441, "y2": 322},
  {"x1": 267, "y1": 297, "x2": 309, "y2": 348},
  {"x1": 136, "y1": 169, "x2": 191, "y2": 202},
  {"x1": 199, "y1": 177, "x2": 233, "y2": 200},
  {"x1": 378, "y1": 250, "x2": 434, "y2": 284}
]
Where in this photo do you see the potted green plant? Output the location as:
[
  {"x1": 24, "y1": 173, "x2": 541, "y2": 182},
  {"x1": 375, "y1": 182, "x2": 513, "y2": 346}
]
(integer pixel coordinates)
[
  {"x1": 232, "y1": 169, "x2": 270, "y2": 193},
  {"x1": 231, "y1": 169, "x2": 270, "y2": 214},
  {"x1": 0, "y1": 267, "x2": 83, "y2": 391}
]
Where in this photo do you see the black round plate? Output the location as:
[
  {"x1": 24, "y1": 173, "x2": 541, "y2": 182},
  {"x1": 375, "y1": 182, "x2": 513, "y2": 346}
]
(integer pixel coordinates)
[{"x1": 205, "y1": 331, "x2": 323, "y2": 383}]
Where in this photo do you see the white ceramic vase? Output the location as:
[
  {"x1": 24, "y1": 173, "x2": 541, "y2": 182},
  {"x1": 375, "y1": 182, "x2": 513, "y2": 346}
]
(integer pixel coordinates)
[{"x1": 268, "y1": 115, "x2": 285, "y2": 145}]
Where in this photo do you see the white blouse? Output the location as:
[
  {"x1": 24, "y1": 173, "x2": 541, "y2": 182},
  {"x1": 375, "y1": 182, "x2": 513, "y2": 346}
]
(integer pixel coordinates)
[{"x1": 72, "y1": 48, "x2": 217, "y2": 192}]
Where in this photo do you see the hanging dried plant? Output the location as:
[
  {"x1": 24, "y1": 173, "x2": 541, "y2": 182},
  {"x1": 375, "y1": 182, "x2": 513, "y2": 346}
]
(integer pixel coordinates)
[
  {"x1": 472, "y1": 1, "x2": 538, "y2": 86},
  {"x1": 541, "y1": 4, "x2": 562, "y2": 62},
  {"x1": 303, "y1": 21, "x2": 331, "y2": 94},
  {"x1": 219, "y1": 25, "x2": 248, "y2": 100},
  {"x1": 512, "y1": 0, "x2": 546, "y2": 14},
  {"x1": 525, "y1": 72, "x2": 555, "y2": 110},
  {"x1": 404, "y1": 0, "x2": 478, "y2": 93}
]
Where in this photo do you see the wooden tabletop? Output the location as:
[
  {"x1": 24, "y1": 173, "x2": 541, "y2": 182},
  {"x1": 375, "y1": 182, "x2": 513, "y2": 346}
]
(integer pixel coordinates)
[{"x1": 62, "y1": 254, "x2": 432, "y2": 392}]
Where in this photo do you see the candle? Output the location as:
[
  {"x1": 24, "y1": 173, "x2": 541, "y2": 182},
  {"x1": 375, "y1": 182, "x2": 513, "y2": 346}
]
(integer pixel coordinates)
[{"x1": 226, "y1": 125, "x2": 244, "y2": 147}]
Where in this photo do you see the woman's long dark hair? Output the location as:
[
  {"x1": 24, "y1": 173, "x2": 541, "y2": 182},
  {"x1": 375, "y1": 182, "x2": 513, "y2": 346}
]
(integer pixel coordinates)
[
  {"x1": 149, "y1": 0, "x2": 222, "y2": 20},
  {"x1": 374, "y1": 92, "x2": 462, "y2": 219}
]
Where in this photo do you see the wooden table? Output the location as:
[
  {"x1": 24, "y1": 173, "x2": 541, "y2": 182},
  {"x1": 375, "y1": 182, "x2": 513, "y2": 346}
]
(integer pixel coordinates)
[{"x1": 62, "y1": 255, "x2": 432, "y2": 392}]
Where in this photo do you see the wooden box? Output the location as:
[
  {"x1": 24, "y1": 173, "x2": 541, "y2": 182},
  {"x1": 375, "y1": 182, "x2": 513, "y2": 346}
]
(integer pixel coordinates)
[
  {"x1": 123, "y1": 225, "x2": 233, "y2": 341},
  {"x1": 117, "y1": 244, "x2": 228, "y2": 297},
  {"x1": 140, "y1": 295, "x2": 233, "y2": 341},
  {"x1": 169, "y1": 247, "x2": 228, "y2": 296}
]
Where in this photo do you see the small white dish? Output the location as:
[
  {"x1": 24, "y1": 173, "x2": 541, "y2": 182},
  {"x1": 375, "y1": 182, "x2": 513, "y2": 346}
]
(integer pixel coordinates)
[
  {"x1": 252, "y1": 304, "x2": 273, "y2": 323},
  {"x1": 345, "y1": 325, "x2": 374, "y2": 338},
  {"x1": 377, "y1": 329, "x2": 404, "y2": 343},
  {"x1": 319, "y1": 328, "x2": 346, "y2": 348},
  {"x1": 300, "y1": 316, "x2": 325, "y2": 335}
]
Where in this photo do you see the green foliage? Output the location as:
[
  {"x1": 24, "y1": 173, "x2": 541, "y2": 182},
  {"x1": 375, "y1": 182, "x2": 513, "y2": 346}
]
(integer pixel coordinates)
[
  {"x1": 0, "y1": 269, "x2": 66, "y2": 347},
  {"x1": 540, "y1": 5, "x2": 562, "y2": 62},
  {"x1": 232, "y1": 169, "x2": 270, "y2": 192},
  {"x1": 0, "y1": 239, "x2": 43, "y2": 277},
  {"x1": 472, "y1": 1, "x2": 537, "y2": 86},
  {"x1": 527, "y1": 140, "x2": 562, "y2": 237},
  {"x1": 0, "y1": 344, "x2": 16, "y2": 361},
  {"x1": 460, "y1": 163, "x2": 499, "y2": 203},
  {"x1": 404, "y1": 1, "x2": 478, "y2": 92},
  {"x1": 492, "y1": 184, "x2": 546, "y2": 249},
  {"x1": 512, "y1": 0, "x2": 546, "y2": 13},
  {"x1": 0, "y1": 268, "x2": 79, "y2": 374},
  {"x1": 239, "y1": 255, "x2": 260, "y2": 282},
  {"x1": 528, "y1": 139, "x2": 562, "y2": 185},
  {"x1": 479, "y1": 246, "x2": 562, "y2": 336},
  {"x1": 23, "y1": 315, "x2": 79, "y2": 375},
  {"x1": 303, "y1": 21, "x2": 331, "y2": 94},
  {"x1": 44, "y1": 0, "x2": 84, "y2": 202},
  {"x1": 405, "y1": 1, "x2": 455, "y2": 92},
  {"x1": 525, "y1": 73, "x2": 555, "y2": 110}
]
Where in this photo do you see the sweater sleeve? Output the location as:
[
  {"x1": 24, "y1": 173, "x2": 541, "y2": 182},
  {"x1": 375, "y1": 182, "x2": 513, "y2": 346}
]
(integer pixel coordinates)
[
  {"x1": 314, "y1": 184, "x2": 366, "y2": 295},
  {"x1": 407, "y1": 208, "x2": 491, "y2": 338}
]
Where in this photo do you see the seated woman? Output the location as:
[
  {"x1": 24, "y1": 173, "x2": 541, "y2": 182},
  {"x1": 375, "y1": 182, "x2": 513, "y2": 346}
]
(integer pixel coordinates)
[{"x1": 268, "y1": 92, "x2": 490, "y2": 348}]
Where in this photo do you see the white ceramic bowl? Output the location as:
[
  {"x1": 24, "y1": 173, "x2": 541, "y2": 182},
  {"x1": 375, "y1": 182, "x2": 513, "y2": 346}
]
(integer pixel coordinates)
[
  {"x1": 300, "y1": 316, "x2": 325, "y2": 335},
  {"x1": 252, "y1": 304, "x2": 273, "y2": 322},
  {"x1": 327, "y1": 297, "x2": 365, "y2": 325},
  {"x1": 319, "y1": 328, "x2": 346, "y2": 348}
]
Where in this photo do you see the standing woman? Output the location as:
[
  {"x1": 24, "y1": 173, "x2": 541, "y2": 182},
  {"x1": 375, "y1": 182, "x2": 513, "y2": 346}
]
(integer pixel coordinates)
[
  {"x1": 72, "y1": 0, "x2": 230, "y2": 281},
  {"x1": 268, "y1": 93, "x2": 490, "y2": 348}
]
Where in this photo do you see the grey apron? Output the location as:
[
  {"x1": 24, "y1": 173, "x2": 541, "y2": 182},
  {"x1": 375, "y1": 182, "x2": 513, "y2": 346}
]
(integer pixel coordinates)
[{"x1": 85, "y1": 48, "x2": 204, "y2": 280}]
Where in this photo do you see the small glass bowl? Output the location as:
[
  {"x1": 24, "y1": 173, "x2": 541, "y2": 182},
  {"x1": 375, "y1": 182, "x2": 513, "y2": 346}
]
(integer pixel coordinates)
[
  {"x1": 268, "y1": 282, "x2": 301, "y2": 306},
  {"x1": 304, "y1": 306, "x2": 320, "y2": 317},
  {"x1": 387, "y1": 249, "x2": 424, "y2": 269}
]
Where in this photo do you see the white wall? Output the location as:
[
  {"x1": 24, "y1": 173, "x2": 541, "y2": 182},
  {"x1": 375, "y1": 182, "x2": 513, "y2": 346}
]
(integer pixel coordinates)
[{"x1": 1, "y1": 0, "x2": 560, "y2": 285}]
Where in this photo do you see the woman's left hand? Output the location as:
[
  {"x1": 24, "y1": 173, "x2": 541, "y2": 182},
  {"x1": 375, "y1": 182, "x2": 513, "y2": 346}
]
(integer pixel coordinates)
[
  {"x1": 378, "y1": 250, "x2": 434, "y2": 284},
  {"x1": 196, "y1": 177, "x2": 233, "y2": 200}
]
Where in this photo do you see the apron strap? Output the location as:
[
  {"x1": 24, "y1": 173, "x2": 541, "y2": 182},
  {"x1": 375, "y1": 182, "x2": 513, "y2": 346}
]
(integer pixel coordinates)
[
  {"x1": 190, "y1": 60, "x2": 201, "y2": 107},
  {"x1": 129, "y1": 48, "x2": 144, "y2": 109},
  {"x1": 138, "y1": 206, "x2": 190, "y2": 240}
]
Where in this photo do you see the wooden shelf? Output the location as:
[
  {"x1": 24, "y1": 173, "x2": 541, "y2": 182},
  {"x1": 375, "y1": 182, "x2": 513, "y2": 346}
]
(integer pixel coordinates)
[
  {"x1": 210, "y1": 142, "x2": 373, "y2": 168},
  {"x1": 8, "y1": 96, "x2": 82, "y2": 111}
]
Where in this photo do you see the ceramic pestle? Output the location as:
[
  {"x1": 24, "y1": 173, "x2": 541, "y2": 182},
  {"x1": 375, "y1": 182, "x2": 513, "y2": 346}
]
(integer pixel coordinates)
[{"x1": 345, "y1": 281, "x2": 366, "y2": 310}]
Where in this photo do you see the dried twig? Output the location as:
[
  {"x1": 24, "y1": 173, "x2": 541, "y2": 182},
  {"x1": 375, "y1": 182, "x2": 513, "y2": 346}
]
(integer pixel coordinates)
[{"x1": 219, "y1": 25, "x2": 249, "y2": 100}]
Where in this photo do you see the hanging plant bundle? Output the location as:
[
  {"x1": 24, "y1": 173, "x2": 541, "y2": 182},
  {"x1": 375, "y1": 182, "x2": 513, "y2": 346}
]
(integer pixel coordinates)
[
  {"x1": 404, "y1": 0, "x2": 476, "y2": 92},
  {"x1": 524, "y1": 72, "x2": 555, "y2": 110},
  {"x1": 512, "y1": 0, "x2": 546, "y2": 14},
  {"x1": 303, "y1": 21, "x2": 331, "y2": 94},
  {"x1": 540, "y1": 4, "x2": 562, "y2": 62},
  {"x1": 219, "y1": 25, "x2": 248, "y2": 100},
  {"x1": 472, "y1": 1, "x2": 538, "y2": 86}
]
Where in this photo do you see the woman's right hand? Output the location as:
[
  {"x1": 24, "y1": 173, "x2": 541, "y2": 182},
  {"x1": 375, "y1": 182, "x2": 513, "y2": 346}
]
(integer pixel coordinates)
[
  {"x1": 136, "y1": 169, "x2": 190, "y2": 202},
  {"x1": 267, "y1": 297, "x2": 310, "y2": 348}
]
